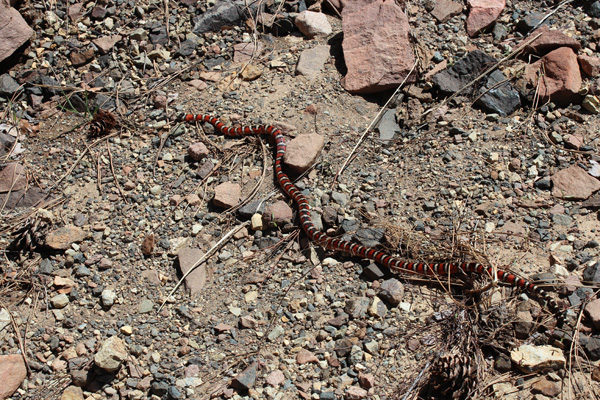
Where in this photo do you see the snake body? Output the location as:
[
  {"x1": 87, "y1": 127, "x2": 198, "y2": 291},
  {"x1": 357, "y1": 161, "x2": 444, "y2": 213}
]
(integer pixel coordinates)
[{"x1": 182, "y1": 114, "x2": 561, "y2": 318}]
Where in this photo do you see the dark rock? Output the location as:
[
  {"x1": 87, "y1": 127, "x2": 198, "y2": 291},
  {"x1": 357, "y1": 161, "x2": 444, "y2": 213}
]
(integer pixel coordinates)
[
  {"x1": 238, "y1": 200, "x2": 265, "y2": 218},
  {"x1": 584, "y1": 262, "x2": 600, "y2": 283},
  {"x1": 362, "y1": 263, "x2": 385, "y2": 280},
  {"x1": 0, "y1": 74, "x2": 21, "y2": 97},
  {"x1": 534, "y1": 178, "x2": 552, "y2": 190},
  {"x1": 474, "y1": 69, "x2": 521, "y2": 116},
  {"x1": 192, "y1": 0, "x2": 255, "y2": 34},
  {"x1": 516, "y1": 12, "x2": 545, "y2": 33},
  {"x1": 176, "y1": 39, "x2": 197, "y2": 57},
  {"x1": 151, "y1": 381, "x2": 168, "y2": 396},
  {"x1": 432, "y1": 50, "x2": 496, "y2": 94},
  {"x1": 354, "y1": 228, "x2": 385, "y2": 247},
  {"x1": 231, "y1": 362, "x2": 258, "y2": 390}
]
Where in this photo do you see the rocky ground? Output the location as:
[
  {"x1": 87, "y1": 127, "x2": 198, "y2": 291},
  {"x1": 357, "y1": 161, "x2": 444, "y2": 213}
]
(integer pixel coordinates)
[{"x1": 1, "y1": 0, "x2": 600, "y2": 399}]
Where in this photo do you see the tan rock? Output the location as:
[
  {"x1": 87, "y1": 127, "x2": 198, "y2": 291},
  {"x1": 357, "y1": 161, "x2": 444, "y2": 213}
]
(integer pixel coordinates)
[
  {"x1": 60, "y1": 385, "x2": 84, "y2": 400},
  {"x1": 213, "y1": 182, "x2": 241, "y2": 209},
  {"x1": 510, "y1": 344, "x2": 565, "y2": 373},
  {"x1": 94, "y1": 336, "x2": 127, "y2": 372},
  {"x1": 177, "y1": 247, "x2": 206, "y2": 295},
  {"x1": 283, "y1": 133, "x2": 324, "y2": 174},
  {"x1": 45, "y1": 225, "x2": 87, "y2": 250},
  {"x1": 295, "y1": 11, "x2": 332, "y2": 39}
]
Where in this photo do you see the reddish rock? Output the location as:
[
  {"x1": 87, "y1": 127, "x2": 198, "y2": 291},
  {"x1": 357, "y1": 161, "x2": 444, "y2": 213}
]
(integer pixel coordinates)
[
  {"x1": 266, "y1": 369, "x2": 285, "y2": 387},
  {"x1": 345, "y1": 385, "x2": 368, "y2": 400},
  {"x1": 239, "y1": 315, "x2": 259, "y2": 329},
  {"x1": 188, "y1": 79, "x2": 208, "y2": 91},
  {"x1": 214, "y1": 323, "x2": 233, "y2": 333},
  {"x1": 466, "y1": 0, "x2": 505, "y2": 37},
  {"x1": 153, "y1": 95, "x2": 167, "y2": 109},
  {"x1": 430, "y1": 0, "x2": 463, "y2": 22},
  {"x1": 524, "y1": 26, "x2": 581, "y2": 56},
  {"x1": 579, "y1": 54, "x2": 600, "y2": 77},
  {"x1": 185, "y1": 193, "x2": 201, "y2": 206},
  {"x1": 593, "y1": 365, "x2": 600, "y2": 382},
  {"x1": 283, "y1": 133, "x2": 324, "y2": 174},
  {"x1": 552, "y1": 165, "x2": 600, "y2": 200},
  {"x1": 565, "y1": 134, "x2": 584, "y2": 150},
  {"x1": 295, "y1": 11, "x2": 332, "y2": 39},
  {"x1": 188, "y1": 142, "x2": 209, "y2": 161},
  {"x1": 531, "y1": 377, "x2": 561, "y2": 397},
  {"x1": 141, "y1": 233, "x2": 155, "y2": 256},
  {"x1": 231, "y1": 362, "x2": 258, "y2": 390},
  {"x1": 584, "y1": 298, "x2": 600, "y2": 329},
  {"x1": 70, "y1": 49, "x2": 95, "y2": 67},
  {"x1": 0, "y1": 354, "x2": 27, "y2": 399},
  {"x1": 0, "y1": 163, "x2": 27, "y2": 192},
  {"x1": 340, "y1": 0, "x2": 415, "y2": 93},
  {"x1": 177, "y1": 247, "x2": 206, "y2": 295},
  {"x1": 68, "y1": 2, "x2": 84, "y2": 21},
  {"x1": 0, "y1": 1, "x2": 33, "y2": 63},
  {"x1": 263, "y1": 200, "x2": 293, "y2": 228},
  {"x1": 233, "y1": 42, "x2": 263, "y2": 63},
  {"x1": 92, "y1": 35, "x2": 122, "y2": 55},
  {"x1": 212, "y1": 182, "x2": 241, "y2": 209},
  {"x1": 296, "y1": 349, "x2": 318, "y2": 364},
  {"x1": 525, "y1": 47, "x2": 582, "y2": 105}
]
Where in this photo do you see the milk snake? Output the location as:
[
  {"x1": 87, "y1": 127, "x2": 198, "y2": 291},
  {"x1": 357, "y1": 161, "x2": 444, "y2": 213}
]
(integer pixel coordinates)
[{"x1": 181, "y1": 114, "x2": 562, "y2": 320}]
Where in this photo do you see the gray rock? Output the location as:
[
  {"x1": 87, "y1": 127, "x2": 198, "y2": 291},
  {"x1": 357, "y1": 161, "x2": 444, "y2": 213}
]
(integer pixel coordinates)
[
  {"x1": 101, "y1": 289, "x2": 117, "y2": 307},
  {"x1": 584, "y1": 262, "x2": 600, "y2": 283},
  {"x1": 433, "y1": 50, "x2": 497, "y2": 94},
  {"x1": 238, "y1": 200, "x2": 266, "y2": 218},
  {"x1": 38, "y1": 259, "x2": 54, "y2": 274},
  {"x1": 344, "y1": 297, "x2": 370, "y2": 319},
  {"x1": 51, "y1": 294, "x2": 69, "y2": 309},
  {"x1": 139, "y1": 299, "x2": 154, "y2": 313},
  {"x1": 331, "y1": 191, "x2": 348, "y2": 206},
  {"x1": 552, "y1": 213, "x2": 573, "y2": 226},
  {"x1": 0, "y1": 74, "x2": 21, "y2": 97},
  {"x1": 268, "y1": 326, "x2": 285, "y2": 341},
  {"x1": 296, "y1": 45, "x2": 330, "y2": 80},
  {"x1": 379, "y1": 278, "x2": 404, "y2": 305},
  {"x1": 354, "y1": 228, "x2": 384, "y2": 248},
  {"x1": 175, "y1": 39, "x2": 197, "y2": 57},
  {"x1": 376, "y1": 109, "x2": 400, "y2": 142},
  {"x1": 348, "y1": 345, "x2": 363, "y2": 365}
]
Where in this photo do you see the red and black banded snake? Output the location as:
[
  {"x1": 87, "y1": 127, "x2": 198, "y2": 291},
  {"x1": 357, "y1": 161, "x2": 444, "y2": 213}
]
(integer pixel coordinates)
[{"x1": 181, "y1": 113, "x2": 563, "y2": 321}]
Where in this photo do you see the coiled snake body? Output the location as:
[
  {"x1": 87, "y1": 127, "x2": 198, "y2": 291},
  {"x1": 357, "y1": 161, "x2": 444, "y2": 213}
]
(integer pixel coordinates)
[{"x1": 182, "y1": 114, "x2": 561, "y2": 319}]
